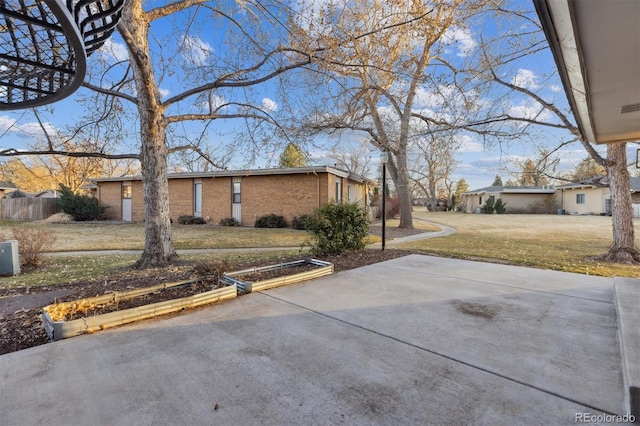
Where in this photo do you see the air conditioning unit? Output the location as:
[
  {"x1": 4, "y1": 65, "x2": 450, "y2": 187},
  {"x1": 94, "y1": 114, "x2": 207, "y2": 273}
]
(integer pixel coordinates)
[{"x1": 0, "y1": 240, "x2": 20, "y2": 276}]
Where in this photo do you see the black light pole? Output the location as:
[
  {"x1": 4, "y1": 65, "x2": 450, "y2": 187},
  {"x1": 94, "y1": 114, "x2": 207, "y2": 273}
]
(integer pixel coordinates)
[{"x1": 380, "y1": 151, "x2": 388, "y2": 250}]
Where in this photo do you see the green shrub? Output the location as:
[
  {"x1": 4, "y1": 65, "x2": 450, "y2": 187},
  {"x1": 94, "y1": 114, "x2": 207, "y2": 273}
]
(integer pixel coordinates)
[
  {"x1": 255, "y1": 213, "x2": 287, "y2": 228},
  {"x1": 306, "y1": 201, "x2": 369, "y2": 256},
  {"x1": 58, "y1": 185, "x2": 107, "y2": 221},
  {"x1": 219, "y1": 217, "x2": 240, "y2": 226},
  {"x1": 481, "y1": 197, "x2": 495, "y2": 214},
  {"x1": 178, "y1": 215, "x2": 206, "y2": 225},
  {"x1": 494, "y1": 198, "x2": 507, "y2": 214},
  {"x1": 292, "y1": 214, "x2": 313, "y2": 230}
]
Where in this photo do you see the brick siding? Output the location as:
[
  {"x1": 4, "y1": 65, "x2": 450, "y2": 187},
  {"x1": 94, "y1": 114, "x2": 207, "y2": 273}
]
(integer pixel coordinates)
[{"x1": 95, "y1": 171, "x2": 369, "y2": 224}]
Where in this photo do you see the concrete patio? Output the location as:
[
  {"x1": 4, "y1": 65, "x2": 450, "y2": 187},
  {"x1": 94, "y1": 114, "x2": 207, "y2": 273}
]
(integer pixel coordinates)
[{"x1": 0, "y1": 254, "x2": 633, "y2": 425}]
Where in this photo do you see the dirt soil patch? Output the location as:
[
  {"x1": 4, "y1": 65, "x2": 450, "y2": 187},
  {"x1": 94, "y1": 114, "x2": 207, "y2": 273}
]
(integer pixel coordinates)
[
  {"x1": 45, "y1": 276, "x2": 221, "y2": 322},
  {"x1": 228, "y1": 261, "x2": 322, "y2": 283},
  {"x1": 0, "y1": 249, "x2": 414, "y2": 355}
]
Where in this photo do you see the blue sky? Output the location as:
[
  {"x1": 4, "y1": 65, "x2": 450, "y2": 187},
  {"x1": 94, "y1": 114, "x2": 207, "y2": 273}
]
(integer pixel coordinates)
[{"x1": 0, "y1": 0, "x2": 636, "y2": 190}]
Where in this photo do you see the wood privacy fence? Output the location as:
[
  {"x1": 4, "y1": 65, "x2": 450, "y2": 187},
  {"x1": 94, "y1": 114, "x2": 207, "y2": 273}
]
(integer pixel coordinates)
[{"x1": 1, "y1": 198, "x2": 60, "y2": 221}]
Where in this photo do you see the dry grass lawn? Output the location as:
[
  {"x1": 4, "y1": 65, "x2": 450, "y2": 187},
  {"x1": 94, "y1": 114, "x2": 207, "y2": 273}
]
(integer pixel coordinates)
[
  {"x1": 0, "y1": 221, "x2": 308, "y2": 251},
  {"x1": 399, "y1": 208, "x2": 640, "y2": 278}
]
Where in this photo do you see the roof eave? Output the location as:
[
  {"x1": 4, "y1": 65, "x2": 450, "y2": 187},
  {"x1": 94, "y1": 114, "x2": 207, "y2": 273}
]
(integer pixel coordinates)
[{"x1": 534, "y1": 0, "x2": 596, "y2": 144}]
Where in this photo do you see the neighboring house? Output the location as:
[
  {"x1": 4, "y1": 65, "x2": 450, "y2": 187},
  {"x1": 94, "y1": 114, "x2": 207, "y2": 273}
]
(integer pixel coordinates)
[
  {"x1": 463, "y1": 178, "x2": 640, "y2": 216},
  {"x1": 556, "y1": 179, "x2": 610, "y2": 215},
  {"x1": 90, "y1": 166, "x2": 374, "y2": 225},
  {"x1": 33, "y1": 190, "x2": 59, "y2": 198},
  {"x1": 557, "y1": 177, "x2": 640, "y2": 216},
  {"x1": 0, "y1": 181, "x2": 17, "y2": 198},
  {"x1": 462, "y1": 186, "x2": 558, "y2": 214}
]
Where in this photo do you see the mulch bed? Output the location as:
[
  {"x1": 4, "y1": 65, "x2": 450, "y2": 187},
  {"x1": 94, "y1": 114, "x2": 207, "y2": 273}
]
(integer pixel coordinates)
[{"x1": 0, "y1": 249, "x2": 414, "y2": 355}]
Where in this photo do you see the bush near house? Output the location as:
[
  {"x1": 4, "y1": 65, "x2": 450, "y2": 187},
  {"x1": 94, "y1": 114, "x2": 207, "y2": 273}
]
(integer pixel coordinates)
[
  {"x1": 178, "y1": 215, "x2": 207, "y2": 225},
  {"x1": 371, "y1": 195, "x2": 401, "y2": 219},
  {"x1": 306, "y1": 201, "x2": 369, "y2": 256},
  {"x1": 528, "y1": 198, "x2": 558, "y2": 214},
  {"x1": 218, "y1": 217, "x2": 240, "y2": 226},
  {"x1": 59, "y1": 185, "x2": 107, "y2": 221},
  {"x1": 0, "y1": 227, "x2": 57, "y2": 268},
  {"x1": 481, "y1": 197, "x2": 495, "y2": 214},
  {"x1": 494, "y1": 199, "x2": 507, "y2": 214},
  {"x1": 255, "y1": 214, "x2": 287, "y2": 228},
  {"x1": 292, "y1": 214, "x2": 313, "y2": 230}
]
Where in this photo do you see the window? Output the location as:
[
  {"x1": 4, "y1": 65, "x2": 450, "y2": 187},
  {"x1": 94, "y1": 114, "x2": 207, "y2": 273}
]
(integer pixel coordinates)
[
  {"x1": 479, "y1": 196, "x2": 483, "y2": 205},
  {"x1": 576, "y1": 193, "x2": 586, "y2": 204},
  {"x1": 232, "y1": 181, "x2": 241, "y2": 204},
  {"x1": 122, "y1": 181, "x2": 132, "y2": 199},
  {"x1": 335, "y1": 179, "x2": 342, "y2": 202},
  {"x1": 194, "y1": 179, "x2": 202, "y2": 217},
  {"x1": 347, "y1": 184, "x2": 353, "y2": 201}
]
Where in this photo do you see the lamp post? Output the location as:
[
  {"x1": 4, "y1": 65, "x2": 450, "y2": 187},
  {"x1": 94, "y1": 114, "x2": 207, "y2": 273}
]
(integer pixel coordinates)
[{"x1": 380, "y1": 151, "x2": 388, "y2": 250}]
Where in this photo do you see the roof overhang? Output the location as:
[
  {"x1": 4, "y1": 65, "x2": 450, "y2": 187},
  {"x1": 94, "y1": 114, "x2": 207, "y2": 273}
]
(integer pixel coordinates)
[
  {"x1": 534, "y1": 0, "x2": 640, "y2": 144},
  {"x1": 90, "y1": 166, "x2": 377, "y2": 186}
]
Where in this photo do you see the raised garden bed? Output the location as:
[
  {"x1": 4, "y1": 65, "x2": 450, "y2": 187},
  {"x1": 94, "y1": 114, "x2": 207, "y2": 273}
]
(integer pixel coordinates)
[
  {"x1": 221, "y1": 259, "x2": 333, "y2": 293},
  {"x1": 40, "y1": 259, "x2": 334, "y2": 341},
  {"x1": 42, "y1": 278, "x2": 237, "y2": 341}
]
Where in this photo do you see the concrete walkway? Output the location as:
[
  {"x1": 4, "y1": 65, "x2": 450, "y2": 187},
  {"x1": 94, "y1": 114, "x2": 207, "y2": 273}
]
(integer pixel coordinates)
[{"x1": 0, "y1": 254, "x2": 628, "y2": 425}]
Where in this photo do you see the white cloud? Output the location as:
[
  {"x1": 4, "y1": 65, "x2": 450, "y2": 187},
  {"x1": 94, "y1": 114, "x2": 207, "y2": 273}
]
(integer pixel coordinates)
[
  {"x1": 456, "y1": 135, "x2": 484, "y2": 153},
  {"x1": 99, "y1": 38, "x2": 129, "y2": 62},
  {"x1": 0, "y1": 115, "x2": 17, "y2": 133},
  {"x1": 294, "y1": 0, "x2": 336, "y2": 34},
  {"x1": 261, "y1": 97, "x2": 278, "y2": 112},
  {"x1": 507, "y1": 100, "x2": 551, "y2": 123},
  {"x1": 196, "y1": 93, "x2": 227, "y2": 111},
  {"x1": 181, "y1": 36, "x2": 213, "y2": 66},
  {"x1": 158, "y1": 88, "x2": 170, "y2": 98},
  {"x1": 511, "y1": 69, "x2": 541, "y2": 90},
  {"x1": 0, "y1": 115, "x2": 56, "y2": 139},
  {"x1": 550, "y1": 85, "x2": 562, "y2": 93},
  {"x1": 442, "y1": 27, "x2": 477, "y2": 57}
]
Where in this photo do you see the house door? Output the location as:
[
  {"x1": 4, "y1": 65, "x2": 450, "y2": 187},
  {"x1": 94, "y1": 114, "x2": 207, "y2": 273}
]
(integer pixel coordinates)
[
  {"x1": 122, "y1": 181, "x2": 132, "y2": 222},
  {"x1": 232, "y1": 177, "x2": 241, "y2": 224}
]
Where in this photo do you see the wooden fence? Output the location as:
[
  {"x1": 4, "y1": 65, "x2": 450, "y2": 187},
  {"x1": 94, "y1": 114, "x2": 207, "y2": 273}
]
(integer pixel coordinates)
[{"x1": 1, "y1": 198, "x2": 60, "y2": 221}]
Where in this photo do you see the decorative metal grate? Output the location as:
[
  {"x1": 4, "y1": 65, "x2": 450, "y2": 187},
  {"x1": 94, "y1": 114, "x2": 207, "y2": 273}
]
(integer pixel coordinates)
[{"x1": 0, "y1": 0, "x2": 124, "y2": 110}]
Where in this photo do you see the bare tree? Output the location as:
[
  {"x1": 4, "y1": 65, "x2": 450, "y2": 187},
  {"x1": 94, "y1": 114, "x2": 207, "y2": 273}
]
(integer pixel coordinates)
[
  {"x1": 409, "y1": 132, "x2": 459, "y2": 211},
  {"x1": 463, "y1": 5, "x2": 639, "y2": 263},
  {"x1": 325, "y1": 140, "x2": 373, "y2": 176},
  {"x1": 0, "y1": 1, "x2": 321, "y2": 268},
  {"x1": 0, "y1": 110, "x2": 140, "y2": 192},
  {"x1": 509, "y1": 149, "x2": 559, "y2": 187},
  {"x1": 292, "y1": 0, "x2": 491, "y2": 229},
  {"x1": 571, "y1": 156, "x2": 607, "y2": 182}
]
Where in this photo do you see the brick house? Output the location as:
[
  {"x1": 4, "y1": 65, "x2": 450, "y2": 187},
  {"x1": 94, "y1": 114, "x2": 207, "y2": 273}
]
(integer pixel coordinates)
[{"x1": 89, "y1": 166, "x2": 374, "y2": 225}]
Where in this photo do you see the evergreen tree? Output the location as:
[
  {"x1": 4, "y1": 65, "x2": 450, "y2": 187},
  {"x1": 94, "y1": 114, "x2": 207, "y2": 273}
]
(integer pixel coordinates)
[
  {"x1": 492, "y1": 175, "x2": 503, "y2": 186},
  {"x1": 279, "y1": 143, "x2": 307, "y2": 168},
  {"x1": 454, "y1": 178, "x2": 469, "y2": 198}
]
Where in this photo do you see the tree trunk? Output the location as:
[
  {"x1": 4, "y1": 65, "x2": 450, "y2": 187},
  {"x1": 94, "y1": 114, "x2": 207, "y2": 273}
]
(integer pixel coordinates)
[
  {"x1": 120, "y1": 0, "x2": 178, "y2": 269},
  {"x1": 133, "y1": 121, "x2": 179, "y2": 268},
  {"x1": 598, "y1": 143, "x2": 640, "y2": 263},
  {"x1": 428, "y1": 175, "x2": 437, "y2": 212},
  {"x1": 389, "y1": 152, "x2": 414, "y2": 229}
]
